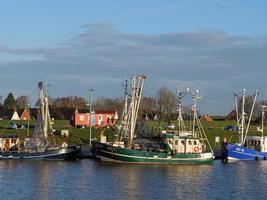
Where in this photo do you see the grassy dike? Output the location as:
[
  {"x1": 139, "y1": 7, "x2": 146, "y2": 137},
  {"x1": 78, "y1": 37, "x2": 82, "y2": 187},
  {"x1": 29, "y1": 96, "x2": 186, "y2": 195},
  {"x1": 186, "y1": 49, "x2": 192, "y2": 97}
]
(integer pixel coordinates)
[
  {"x1": 0, "y1": 120, "x2": 113, "y2": 145},
  {"x1": 145, "y1": 119, "x2": 266, "y2": 149},
  {"x1": 0, "y1": 119, "x2": 265, "y2": 150}
]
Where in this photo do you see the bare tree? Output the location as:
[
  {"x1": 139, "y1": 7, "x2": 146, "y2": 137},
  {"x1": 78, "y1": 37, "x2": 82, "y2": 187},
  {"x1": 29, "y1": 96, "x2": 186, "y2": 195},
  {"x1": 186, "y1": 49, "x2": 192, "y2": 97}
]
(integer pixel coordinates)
[
  {"x1": 140, "y1": 96, "x2": 159, "y2": 118},
  {"x1": 94, "y1": 97, "x2": 123, "y2": 113},
  {"x1": 157, "y1": 87, "x2": 177, "y2": 121},
  {"x1": 0, "y1": 95, "x2": 2, "y2": 106},
  {"x1": 51, "y1": 96, "x2": 87, "y2": 108},
  {"x1": 16, "y1": 96, "x2": 29, "y2": 109}
]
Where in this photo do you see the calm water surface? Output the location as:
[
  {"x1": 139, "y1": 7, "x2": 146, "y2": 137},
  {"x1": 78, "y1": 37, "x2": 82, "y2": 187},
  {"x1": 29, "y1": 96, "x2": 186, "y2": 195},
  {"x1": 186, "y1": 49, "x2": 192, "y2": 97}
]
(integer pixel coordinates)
[{"x1": 0, "y1": 160, "x2": 266, "y2": 200}]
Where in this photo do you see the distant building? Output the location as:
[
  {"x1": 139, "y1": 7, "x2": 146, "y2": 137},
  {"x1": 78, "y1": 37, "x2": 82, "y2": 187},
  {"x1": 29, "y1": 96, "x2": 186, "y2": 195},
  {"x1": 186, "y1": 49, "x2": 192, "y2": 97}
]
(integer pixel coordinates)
[
  {"x1": 20, "y1": 109, "x2": 31, "y2": 121},
  {"x1": 227, "y1": 110, "x2": 237, "y2": 121},
  {"x1": 72, "y1": 109, "x2": 118, "y2": 128},
  {"x1": 0, "y1": 108, "x2": 30, "y2": 121},
  {"x1": 200, "y1": 115, "x2": 213, "y2": 122},
  {"x1": 0, "y1": 106, "x2": 118, "y2": 128},
  {"x1": 11, "y1": 110, "x2": 20, "y2": 120}
]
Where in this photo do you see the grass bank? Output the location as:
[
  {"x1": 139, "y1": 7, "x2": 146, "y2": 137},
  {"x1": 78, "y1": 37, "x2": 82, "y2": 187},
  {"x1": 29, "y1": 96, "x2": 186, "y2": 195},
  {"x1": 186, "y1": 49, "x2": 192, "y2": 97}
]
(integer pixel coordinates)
[{"x1": 0, "y1": 119, "x2": 264, "y2": 149}]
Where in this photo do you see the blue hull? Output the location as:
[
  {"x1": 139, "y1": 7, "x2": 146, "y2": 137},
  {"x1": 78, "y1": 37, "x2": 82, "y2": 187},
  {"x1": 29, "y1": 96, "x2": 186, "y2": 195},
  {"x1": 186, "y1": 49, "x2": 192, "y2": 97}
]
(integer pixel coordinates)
[{"x1": 222, "y1": 143, "x2": 267, "y2": 160}]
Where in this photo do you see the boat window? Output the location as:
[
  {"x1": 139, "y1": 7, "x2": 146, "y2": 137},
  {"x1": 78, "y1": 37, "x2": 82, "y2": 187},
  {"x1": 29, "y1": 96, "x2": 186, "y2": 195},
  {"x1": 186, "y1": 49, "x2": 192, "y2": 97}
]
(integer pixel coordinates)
[
  {"x1": 181, "y1": 140, "x2": 185, "y2": 145},
  {"x1": 188, "y1": 140, "x2": 192, "y2": 145},
  {"x1": 175, "y1": 140, "x2": 178, "y2": 145},
  {"x1": 169, "y1": 140, "x2": 172, "y2": 144},
  {"x1": 194, "y1": 141, "x2": 197, "y2": 145}
]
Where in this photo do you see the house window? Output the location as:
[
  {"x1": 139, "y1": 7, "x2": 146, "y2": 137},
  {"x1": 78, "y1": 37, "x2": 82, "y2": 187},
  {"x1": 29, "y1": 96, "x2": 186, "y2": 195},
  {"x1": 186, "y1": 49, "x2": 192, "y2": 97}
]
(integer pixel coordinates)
[
  {"x1": 80, "y1": 115, "x2": 85, "y2": 121},
  {"x1": 98, "y1": 115, "x2": 103, "y2": 121}
]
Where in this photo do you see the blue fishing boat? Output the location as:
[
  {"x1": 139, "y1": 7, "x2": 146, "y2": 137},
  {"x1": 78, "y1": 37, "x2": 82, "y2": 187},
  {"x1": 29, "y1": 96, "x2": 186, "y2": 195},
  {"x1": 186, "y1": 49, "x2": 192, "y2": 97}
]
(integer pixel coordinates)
[{"x1": 222, "y1": 89, "x2": 267, "y2": 161}]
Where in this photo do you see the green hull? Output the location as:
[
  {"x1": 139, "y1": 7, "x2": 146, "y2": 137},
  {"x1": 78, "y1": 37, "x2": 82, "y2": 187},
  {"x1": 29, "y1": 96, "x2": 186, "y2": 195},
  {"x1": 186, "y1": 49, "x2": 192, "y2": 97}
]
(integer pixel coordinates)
[{"x1": 93, "y1": 142, "x2": 214, "y2": 164}]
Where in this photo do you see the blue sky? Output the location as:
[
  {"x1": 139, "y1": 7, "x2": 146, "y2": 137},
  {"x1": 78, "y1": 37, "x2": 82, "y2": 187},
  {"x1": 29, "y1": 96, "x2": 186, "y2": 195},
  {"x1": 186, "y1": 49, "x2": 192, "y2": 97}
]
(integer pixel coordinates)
[{"x1": 0, "y1": 0, "x2": 267, "y2": 114}]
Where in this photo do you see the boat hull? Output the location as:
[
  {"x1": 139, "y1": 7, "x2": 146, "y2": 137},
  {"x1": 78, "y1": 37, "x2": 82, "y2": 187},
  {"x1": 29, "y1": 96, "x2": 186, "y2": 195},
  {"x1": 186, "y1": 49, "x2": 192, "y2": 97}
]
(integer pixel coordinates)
[
  {"x1": 92, "y1": 142, "x2": 214, "y2": 164},
  {"x1": 0, "y1": 145, "x2": 81, "y2": 160},
  {"x1": 222, "y1": 143, "x2": 267, "y2": 161}
]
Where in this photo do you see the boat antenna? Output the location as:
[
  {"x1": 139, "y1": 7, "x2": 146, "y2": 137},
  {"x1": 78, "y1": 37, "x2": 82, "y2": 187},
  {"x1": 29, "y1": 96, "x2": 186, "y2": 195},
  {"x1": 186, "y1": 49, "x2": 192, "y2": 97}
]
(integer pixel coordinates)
[
  {"x1": 261, "y1": 106, "x2": 267, "y2": 139},
  {"x1": 234, "y1": 92, "x2": 239, "y2": 124},
  {"x1": 239, "y1": 89, "x2": 246, "y2": 145}
]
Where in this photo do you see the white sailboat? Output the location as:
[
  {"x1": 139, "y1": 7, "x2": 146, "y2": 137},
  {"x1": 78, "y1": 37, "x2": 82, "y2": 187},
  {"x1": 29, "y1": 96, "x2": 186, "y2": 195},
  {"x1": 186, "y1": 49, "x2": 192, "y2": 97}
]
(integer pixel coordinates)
[{"x1": 0, "y1": 82, "x2": 81, "y2": 160}]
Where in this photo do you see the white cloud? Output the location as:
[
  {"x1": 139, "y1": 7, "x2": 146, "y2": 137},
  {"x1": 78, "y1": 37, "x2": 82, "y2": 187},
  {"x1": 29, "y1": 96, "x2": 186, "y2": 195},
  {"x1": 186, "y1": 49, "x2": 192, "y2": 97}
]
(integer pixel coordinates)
[{"x1": 0, "y1": 23, "x2": 267, "y2": 114}]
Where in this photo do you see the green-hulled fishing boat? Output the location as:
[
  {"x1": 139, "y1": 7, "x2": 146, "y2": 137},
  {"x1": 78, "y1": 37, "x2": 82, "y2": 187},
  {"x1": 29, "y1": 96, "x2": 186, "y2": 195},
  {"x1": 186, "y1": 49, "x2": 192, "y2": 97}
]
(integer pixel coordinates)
[{"x1": 92, "y1": 75, "x2": 214, "y2": 164}]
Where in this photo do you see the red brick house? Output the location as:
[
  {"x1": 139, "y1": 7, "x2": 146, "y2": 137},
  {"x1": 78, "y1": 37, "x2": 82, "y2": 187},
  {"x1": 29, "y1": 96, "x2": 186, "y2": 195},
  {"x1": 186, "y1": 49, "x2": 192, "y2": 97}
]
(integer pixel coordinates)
[{"x1": 72, "y1": 109, "x2": 118, "y2": 128}]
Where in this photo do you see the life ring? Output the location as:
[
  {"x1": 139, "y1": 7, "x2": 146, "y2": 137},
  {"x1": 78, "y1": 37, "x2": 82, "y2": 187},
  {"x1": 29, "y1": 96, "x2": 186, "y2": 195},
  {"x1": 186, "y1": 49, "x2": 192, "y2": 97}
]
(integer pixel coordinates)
[{"x1": 193, "y1": 146, "x2": 200, "y2": 152}]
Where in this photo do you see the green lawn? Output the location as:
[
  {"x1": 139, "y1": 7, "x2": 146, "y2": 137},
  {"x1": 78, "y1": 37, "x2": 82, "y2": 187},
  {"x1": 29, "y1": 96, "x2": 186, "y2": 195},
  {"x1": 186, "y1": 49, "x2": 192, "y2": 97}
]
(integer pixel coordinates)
[
  {"x1": 144, "y1": 119, "x2": 264, "y2": 150},
  {"x1": 0, "y1": 119, "x2": 113, "y2": 145},
  {"x1": 0, "y1": 119, "x2": 265, "y2": 149}
]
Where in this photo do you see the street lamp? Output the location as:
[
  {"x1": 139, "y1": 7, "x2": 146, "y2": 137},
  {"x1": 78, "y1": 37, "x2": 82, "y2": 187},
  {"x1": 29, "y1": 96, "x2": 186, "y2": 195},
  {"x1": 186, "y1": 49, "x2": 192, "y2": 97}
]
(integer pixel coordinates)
[{"x1": 89, "y1": 89, "x2": 94, "y2": 147}]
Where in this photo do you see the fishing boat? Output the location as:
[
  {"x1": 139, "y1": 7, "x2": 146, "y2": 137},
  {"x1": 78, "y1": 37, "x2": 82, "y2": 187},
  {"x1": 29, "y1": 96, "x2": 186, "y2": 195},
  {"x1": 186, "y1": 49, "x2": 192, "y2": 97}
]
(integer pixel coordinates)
[
  {"x1": 92, "y1": 75, "x2": 214, "y2": 164},
  {"x1": 0, "y1": 82, "x2": 81, "y2": 160},
  {"x1": 222, "y1": 89, "x2": 267, "y2": 161}
]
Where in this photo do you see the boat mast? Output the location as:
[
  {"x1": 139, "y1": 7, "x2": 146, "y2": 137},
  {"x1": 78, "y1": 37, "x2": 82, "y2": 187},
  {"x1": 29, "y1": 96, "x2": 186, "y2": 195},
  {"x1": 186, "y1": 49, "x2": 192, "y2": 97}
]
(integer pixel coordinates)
[
  {"x1": 116, "y1": 79, "x2": 129, "y2": 142},
  {"x1": 191, "y1": 90, "x2": 201, "y2": 138},
  {"x1": 122, "y1": 79, "x2": 129, "y2": 123},
  {"x1": 239, "y1": 89, "x2": 246, "y2": 145},
  {"x1": 127, "y1": 75, "x2": 145, "y2": 148},
  {"x1": 38, "y1": 82, "x2": 48, "y2": 138},
  {"x1": 260, "y1": 105, "x2": 267, "y2": 151},
  {"x1": 234, "y1": 92, "x2": 239, "y2": 124},
  {"x1": 261, "y1": 106, "x2": 267, "y2": 140},
  {"x1": 38, "y1": 82, "x2": 52, "y2": 139},
  {"x1": 243, "y1": 89, "x2": 259, "y2": 144},
  {"x1": 177, "y1": 88, "x2": 189, "y2": 133}
]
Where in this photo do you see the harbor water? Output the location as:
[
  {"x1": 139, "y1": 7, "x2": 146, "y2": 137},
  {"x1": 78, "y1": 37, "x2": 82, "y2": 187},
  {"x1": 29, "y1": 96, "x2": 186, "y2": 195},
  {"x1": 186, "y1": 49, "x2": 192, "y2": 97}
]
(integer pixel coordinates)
[{"x1": 0, "y1": 160, "x2": 266, "y2": 200}]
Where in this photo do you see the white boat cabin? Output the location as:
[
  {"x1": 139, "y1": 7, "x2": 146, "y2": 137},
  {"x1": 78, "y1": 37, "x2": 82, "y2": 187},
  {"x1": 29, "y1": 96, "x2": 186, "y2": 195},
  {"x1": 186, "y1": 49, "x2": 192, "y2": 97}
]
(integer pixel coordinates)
[
  {"x1": 244, "y1": 136, "x2": 267, "y2": 152},
  {"x1": 162, "y1": 132, "x2": 204, "y2": 154}
]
